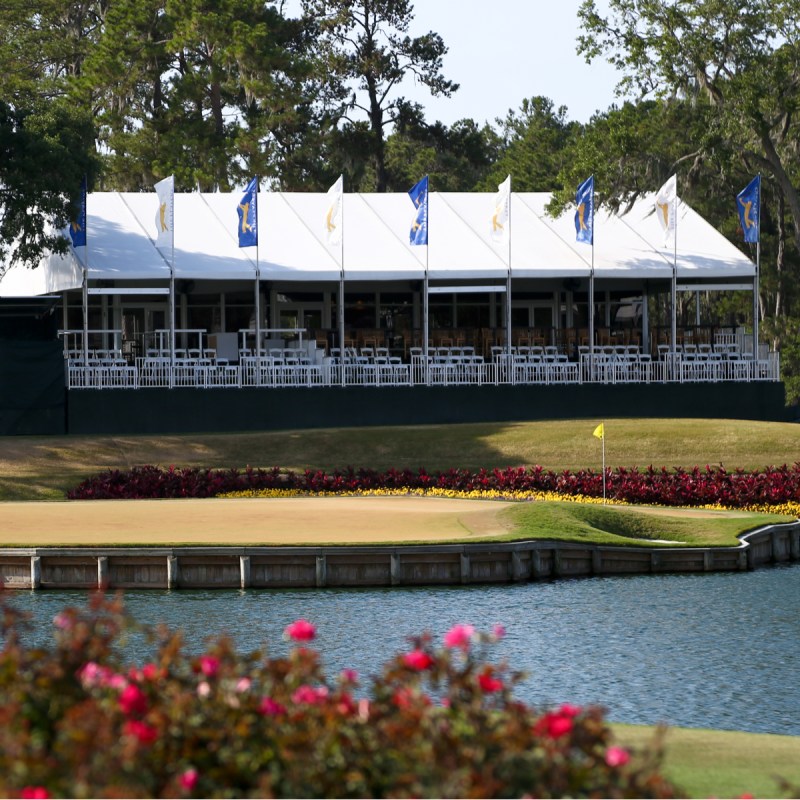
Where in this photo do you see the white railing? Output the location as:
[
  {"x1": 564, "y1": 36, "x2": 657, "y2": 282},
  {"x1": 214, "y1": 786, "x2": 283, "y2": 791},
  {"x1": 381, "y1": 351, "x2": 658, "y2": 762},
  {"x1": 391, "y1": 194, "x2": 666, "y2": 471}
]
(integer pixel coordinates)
[{"x1": 65, "y1": 345, "x2": 780, "y2": 390}]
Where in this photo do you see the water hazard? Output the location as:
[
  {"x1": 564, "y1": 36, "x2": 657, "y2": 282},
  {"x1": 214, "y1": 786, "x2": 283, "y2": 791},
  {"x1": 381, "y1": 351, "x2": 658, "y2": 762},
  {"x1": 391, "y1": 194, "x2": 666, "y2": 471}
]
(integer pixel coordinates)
[{"x1": 6, "y1": 563, "x2": 799, "y2": 735}]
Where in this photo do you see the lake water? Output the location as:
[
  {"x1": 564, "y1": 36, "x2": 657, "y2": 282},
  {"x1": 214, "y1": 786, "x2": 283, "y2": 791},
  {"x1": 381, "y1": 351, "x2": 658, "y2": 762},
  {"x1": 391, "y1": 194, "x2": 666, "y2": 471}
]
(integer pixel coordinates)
[{"x1": 5, "y1": 563, "x2": 799, "y2": 735}]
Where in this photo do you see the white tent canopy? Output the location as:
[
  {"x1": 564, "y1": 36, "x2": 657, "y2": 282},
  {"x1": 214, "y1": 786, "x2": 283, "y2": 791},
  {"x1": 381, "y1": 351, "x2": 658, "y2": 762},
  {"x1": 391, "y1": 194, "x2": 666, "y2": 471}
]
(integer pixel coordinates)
[{"x1": 0, "y1": 189, "x2": 755, "y2": 296}]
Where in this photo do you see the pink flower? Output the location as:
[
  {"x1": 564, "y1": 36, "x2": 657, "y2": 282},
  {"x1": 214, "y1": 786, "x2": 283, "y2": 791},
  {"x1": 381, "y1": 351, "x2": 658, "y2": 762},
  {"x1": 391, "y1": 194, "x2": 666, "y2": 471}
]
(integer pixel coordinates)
[
  {"x1": 235, "y1": 677, "x2": 251, "y2": 693},
  {"x1": 534, "y1": 711, "x2": 574, "y2": 739},
  {"x1": 78, "y1": 661, "x2": 112, "y2": 688},
  {"x1": 443, "y1": 623, "x2": 475, "y2": 650},
  {"x1": 358, "y1": 697, "x2": 370, "y2": 721},
  {"x1": 108, "y1": 673, "x2": 127, "y2": 691},
  {"x1": 284, "y1": 619, "x2": 316, "y2": 642},
  {"x1": 340, "y1": 668, "x2": 359, "y2": 684},
  {"x1": 291, "y1": 684, "x2": 329, "y2": 705},
  {"x1": 20, "y1": 787, "x2": 51, "y2": 799},
  {"x1": 558, "y1": 703, "x2": 582, "y2": 718},
  {"x1": 199, "y1": 656, "x2": 220, "y2": 677},
  {"x1": 478, "y1": 673, "x2": 503, "y2": 693},
  {"x1": 492, "y1": 624, "x2": 506, "y2": 639},
  {"x1": 123, "y1": 719, "x2": 158, "y2": 745},
  {"x1": 179, "y1": 768, "x2": 199, "y2": 791},
  {"x1": 605, "y1": 746, "x2": 630, "y2": 767},
  {"x1": 119, "y1": 684, "x2": 148, "y2": 717},
  {"x1": 403, "y1": 649, "x2": 434, "y2": 671},
  {"x1": 141, "y1": 663, "x2": 161, "y2": 682},
  {"x1": 197, "y1": 681, "x2": 211, "y2": 698},
  {"x1": 52, "y1": 613, "x2": 72, "y2": 630},
  {"x1": 258, "y1": 696, "x2": 287, "y2": 716}
]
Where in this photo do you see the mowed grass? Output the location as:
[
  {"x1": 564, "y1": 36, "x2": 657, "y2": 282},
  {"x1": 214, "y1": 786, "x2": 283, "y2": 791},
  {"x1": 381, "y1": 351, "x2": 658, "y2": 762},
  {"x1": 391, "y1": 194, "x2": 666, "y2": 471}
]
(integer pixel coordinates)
[
  {"x1": 612, "y1": 724, "x2": 800, "y2": 798},
  {"x1": 501, "y1": 502, "x2": 791, "y2": 547},
  {"x1": 1, "y1": 417, "x2": 800, "y2": 501}
]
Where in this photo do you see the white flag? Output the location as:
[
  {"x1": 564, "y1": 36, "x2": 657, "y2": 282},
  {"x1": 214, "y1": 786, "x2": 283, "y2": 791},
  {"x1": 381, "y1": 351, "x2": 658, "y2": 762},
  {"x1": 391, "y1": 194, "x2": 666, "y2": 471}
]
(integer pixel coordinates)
[
  {"x1": 491, "y1": 174, "x2": 511, "y2": 244},
  {"x1": 154, "y1": 175, "x2": 174, "y2": 249},
  {"x1": 325, "y1": 174, "x2": 343, "y2": 246},
  {"x1": 655, "y1": 174, "x2": 677, "y2": 246}
]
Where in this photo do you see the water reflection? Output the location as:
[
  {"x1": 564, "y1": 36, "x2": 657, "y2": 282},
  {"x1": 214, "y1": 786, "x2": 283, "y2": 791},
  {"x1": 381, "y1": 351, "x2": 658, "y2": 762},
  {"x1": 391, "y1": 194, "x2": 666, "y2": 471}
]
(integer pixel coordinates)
[{"x1": 6, "y1": 563, "x2": 799, "y2": 735}]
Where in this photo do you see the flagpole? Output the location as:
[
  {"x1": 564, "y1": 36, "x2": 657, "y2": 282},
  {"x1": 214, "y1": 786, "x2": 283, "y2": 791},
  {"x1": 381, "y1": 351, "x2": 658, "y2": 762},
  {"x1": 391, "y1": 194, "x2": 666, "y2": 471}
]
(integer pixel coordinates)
[
  {"x1": 589, "y1": 180, "x2": 595, "y2": 380},
  {"x1": 169, "y1": 196, "x2": 175, "y2": 389},
  {"x1": 81, "y1": 178, "x2": 89, "y2": 367},
  {"x1": 339, "y1": 186, "x2": 346, "y2": 387},
  {"x1": 753, "y1": 173, "x2": 761, "y2": 361},
  {"x1": 254, "y1": 178, "x2": 261, "y2": 359},
  {"x1": 423, "y1": 181, "x2": 430, "y2": 386},
  {"x1": 506, "y1": 179, "x2": 513, "y2": 382},
  {"x1": 671, "y1": 188, "x2": 677, "y2": 379}
]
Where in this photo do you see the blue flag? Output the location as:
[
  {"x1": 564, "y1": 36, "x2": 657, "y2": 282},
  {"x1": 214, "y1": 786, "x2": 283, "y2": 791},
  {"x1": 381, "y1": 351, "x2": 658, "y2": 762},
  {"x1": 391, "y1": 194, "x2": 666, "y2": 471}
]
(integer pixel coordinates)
[
  {"x1": 408, "y1": 175, "x2": 428, "y2": 246},
  {"x1": 69, "y1": 175, "x2": 87, "y2": 248},
  {"x1": 237, "y1": 177, "x2": 258, "y2": 247},
  {"x1": 575, "y1": 176, "x2": 594, "y2": 245},
  {"x1": 737, "y1": 175, "x2": 760, "y2": 244}
]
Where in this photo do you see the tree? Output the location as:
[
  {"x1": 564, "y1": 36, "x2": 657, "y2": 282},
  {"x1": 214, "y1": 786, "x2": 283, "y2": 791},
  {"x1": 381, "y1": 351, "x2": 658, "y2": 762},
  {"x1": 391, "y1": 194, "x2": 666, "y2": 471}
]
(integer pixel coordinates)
[
  {"x1": 477, "y1": 96, "x2": 578, "y2": 192},
  {"x1": 0, "y1": 100, "x2": 97, "y2": 273},
  {"x1": 577, "y1": 0, "x2": 800, "y2": 273},
  {"x1": 0, "y1": 2, "x2": 101, "y2": 271},
  {"x1": 78, "y1": 0, "x2": 321, "y2": 191},
  {"x1": 302, "y1": 0, "x2": 458, "y2": 191}
]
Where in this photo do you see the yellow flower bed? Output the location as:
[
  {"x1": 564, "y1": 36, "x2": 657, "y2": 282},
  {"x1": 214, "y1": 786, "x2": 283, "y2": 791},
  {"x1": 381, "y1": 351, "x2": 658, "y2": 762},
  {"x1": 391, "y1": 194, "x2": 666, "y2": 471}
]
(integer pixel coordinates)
[{"x1": 218, "y1": 487, "x2": 799, "y2": 518}]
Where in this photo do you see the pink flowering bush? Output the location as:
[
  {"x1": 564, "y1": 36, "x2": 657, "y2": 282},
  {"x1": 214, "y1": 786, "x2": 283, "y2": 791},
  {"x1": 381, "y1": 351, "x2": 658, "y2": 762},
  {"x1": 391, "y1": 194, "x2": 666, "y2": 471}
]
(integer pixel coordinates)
[
  {"x1": 67, "y1": 462, "x2": 800, "y2": 509},
  {"x1": 0, "y1": 592, "x2": 680, "y2": 799}
]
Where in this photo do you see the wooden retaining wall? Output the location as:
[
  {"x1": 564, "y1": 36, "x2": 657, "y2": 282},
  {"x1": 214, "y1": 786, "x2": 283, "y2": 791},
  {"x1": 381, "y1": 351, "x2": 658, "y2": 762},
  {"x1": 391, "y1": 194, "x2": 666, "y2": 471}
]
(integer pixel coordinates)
[{"x1": 2, "y1": 522, "x2": 799, "y2": 591}]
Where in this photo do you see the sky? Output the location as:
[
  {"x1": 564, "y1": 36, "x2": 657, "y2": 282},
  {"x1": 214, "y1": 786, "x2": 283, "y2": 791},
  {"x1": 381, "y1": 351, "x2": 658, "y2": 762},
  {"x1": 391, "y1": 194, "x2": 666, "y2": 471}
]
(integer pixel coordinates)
[{"x1": 397, "y1": 0, "x2": 622, "y2": 127}]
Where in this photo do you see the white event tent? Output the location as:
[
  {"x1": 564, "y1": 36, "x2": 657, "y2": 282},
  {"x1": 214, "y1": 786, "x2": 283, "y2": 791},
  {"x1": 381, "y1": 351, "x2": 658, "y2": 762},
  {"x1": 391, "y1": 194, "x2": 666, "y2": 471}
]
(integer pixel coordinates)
[{"x1": 0, "y1": 189, "x2": 754, "y2": 292}]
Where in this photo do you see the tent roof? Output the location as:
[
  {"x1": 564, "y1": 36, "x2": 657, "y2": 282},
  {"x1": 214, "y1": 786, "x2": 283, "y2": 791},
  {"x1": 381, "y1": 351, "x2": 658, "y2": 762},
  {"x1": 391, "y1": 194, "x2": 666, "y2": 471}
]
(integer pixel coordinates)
[{"x1": 0, "y1": 189, "x2": 755, "y2": 296}]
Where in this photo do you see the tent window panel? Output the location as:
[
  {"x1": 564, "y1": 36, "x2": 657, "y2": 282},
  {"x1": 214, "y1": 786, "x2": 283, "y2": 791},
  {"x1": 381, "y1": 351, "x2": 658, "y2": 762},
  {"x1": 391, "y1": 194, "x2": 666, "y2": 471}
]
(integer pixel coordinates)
[
  {"x1": 458, "y1": 303, "x2": 491, "y2": 328},
  {"x1": 187, "y1": 306, "x2": 216, "y2": 333},
  {"x1": 379, "y1": 293, "x2": 412, "y2": 335},
  {"x1": 225, "y1": 304, "x2": 252, "y2": 333},
  {"x1": 345, "y1": 294, "x2": 377, "y2": 328},
  {"x1": 429, "y1": 293, "x2": 453, "y2": 328}
]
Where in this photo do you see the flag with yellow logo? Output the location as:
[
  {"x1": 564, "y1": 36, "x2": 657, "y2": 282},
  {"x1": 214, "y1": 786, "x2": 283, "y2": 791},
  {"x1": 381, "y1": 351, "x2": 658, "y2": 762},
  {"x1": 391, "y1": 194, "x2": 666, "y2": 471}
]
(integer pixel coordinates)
[
  {"x1": 154, "y1": 175, "x2": 174, "y2": 250},
  {"x1": 491, "y1": 174, "x2": 510, "y2": 245},
  {"x1": 655, "y1": 174, "x2": 676, "y2": 246},
  {"x1": 325, "y1": 175, "x2": 343, "y2": 246}
]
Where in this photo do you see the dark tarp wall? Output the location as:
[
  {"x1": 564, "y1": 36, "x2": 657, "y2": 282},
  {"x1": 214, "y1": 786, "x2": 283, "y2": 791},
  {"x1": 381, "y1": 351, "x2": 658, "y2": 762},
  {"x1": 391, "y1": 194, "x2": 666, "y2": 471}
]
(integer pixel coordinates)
[
  {"x1": 66, "y1": 381, "x2": 789, "y2": 436},
  {"x1": 0, "y1": 297, "x2": 65, "y2": 434},
  {"x1": 0, "y1": 340, "x2": 65, "y2": 434}
]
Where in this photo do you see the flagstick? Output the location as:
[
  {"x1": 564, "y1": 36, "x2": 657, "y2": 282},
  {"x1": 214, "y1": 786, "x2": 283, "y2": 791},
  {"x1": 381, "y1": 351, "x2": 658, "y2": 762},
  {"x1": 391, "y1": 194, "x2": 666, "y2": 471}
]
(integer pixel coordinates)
[
  {"x1": 339, "y1": 189, "x2": 346, "y2": 387},
  {"x1": 601, "y1": 427, "x2": 606, "y2": 504}
]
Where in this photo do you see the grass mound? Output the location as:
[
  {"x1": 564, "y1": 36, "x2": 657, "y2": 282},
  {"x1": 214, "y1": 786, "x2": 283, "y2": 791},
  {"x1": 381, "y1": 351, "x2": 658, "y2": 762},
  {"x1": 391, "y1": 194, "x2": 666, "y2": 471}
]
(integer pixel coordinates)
[{"x1": 502, "y1": 501, "x2": 790, "y2": 547}]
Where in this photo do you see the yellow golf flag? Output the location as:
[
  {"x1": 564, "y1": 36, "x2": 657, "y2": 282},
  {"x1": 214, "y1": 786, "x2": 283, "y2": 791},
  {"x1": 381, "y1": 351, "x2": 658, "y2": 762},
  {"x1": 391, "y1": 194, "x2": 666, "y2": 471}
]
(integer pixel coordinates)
[{"x1": 593, "y1": 423, "x2": 604, "y2": 440}]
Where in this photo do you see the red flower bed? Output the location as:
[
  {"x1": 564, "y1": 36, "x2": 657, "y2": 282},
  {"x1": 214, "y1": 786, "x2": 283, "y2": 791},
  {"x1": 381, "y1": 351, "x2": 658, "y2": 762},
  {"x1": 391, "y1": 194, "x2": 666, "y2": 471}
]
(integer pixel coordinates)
[{"x1": 67, "y1": 463, "x2": 800, "y2": 509}]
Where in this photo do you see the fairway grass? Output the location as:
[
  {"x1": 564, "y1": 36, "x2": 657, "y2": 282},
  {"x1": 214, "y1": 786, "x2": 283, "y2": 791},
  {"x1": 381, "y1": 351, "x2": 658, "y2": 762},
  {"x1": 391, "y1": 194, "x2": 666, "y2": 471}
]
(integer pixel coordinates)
[
  {"x1": 612, "y1": 724, "x2": 800, "y2": 799},
  {"x1": 2, "y1": 417, "x2": 800, "y2": 502}
]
